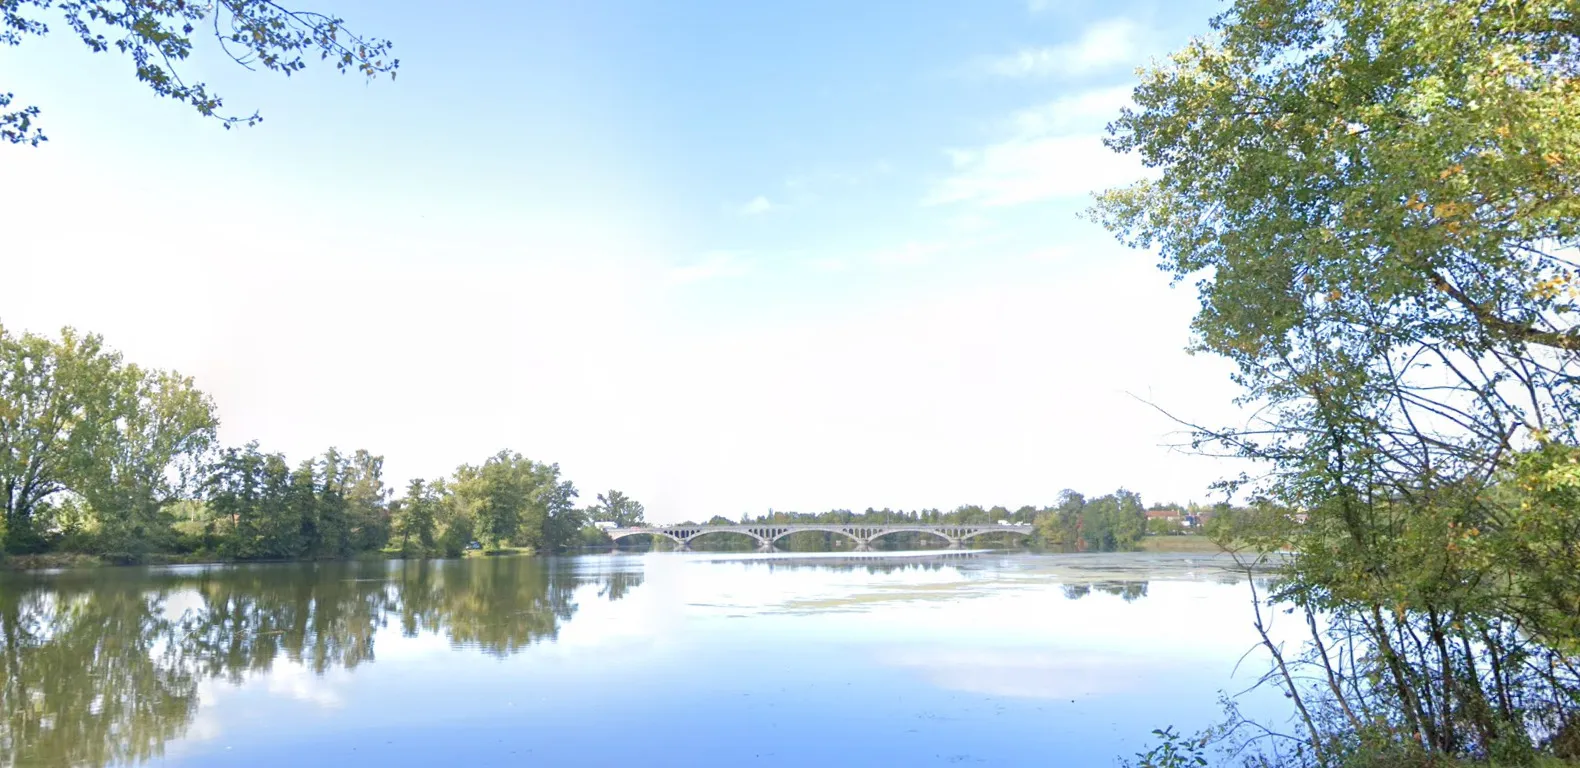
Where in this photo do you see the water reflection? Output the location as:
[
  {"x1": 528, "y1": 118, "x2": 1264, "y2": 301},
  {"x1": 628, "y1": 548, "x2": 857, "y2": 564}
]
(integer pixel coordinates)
[
  {"x1": 0, "y1": 558, "x2": 641, "y2": 767},
  {"x1": 0, "y1": 552, "x2": 1283, "y2": 768}
]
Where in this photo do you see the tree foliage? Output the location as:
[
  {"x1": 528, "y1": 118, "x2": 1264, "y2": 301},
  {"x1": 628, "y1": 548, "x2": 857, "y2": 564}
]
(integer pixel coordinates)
[
  {"x1": 587, "y1": 489, "x2": 645, "y2": 527},
  {"x1": 1091, "y1": 0, "x2": 1580, "y2": 760},
  {"x1": 0, "y1": 324, "x2": 216, "y2": 555},
  {"x1": 0, "y1": 324, "x2": 598, "y2": 562},
  {"x1": 1, "y1": 0, "x2": 399, "y2": 145}
]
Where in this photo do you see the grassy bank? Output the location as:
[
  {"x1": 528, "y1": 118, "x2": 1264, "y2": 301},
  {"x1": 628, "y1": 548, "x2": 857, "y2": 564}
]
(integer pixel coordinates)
[{"x1": 1138, "y1": 534, "x2": 1223, "y2": 553}]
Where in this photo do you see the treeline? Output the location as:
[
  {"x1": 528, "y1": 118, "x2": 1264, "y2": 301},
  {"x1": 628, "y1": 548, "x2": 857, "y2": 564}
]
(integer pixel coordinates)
[
  {"x1": 663, "y1": 489, "x2": 1200, "y2": 553},
  {"x1": 0, "y1": 324, "x2": 620, "y2": 563}
]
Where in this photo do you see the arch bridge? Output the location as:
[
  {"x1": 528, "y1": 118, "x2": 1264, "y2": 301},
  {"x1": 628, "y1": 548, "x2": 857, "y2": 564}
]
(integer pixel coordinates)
[{"x1": 605, "y1": 523, "x2": 1034, "y2": 550}]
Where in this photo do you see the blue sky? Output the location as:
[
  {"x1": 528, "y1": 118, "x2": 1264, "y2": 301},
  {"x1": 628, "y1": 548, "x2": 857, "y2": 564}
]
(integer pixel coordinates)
[{"x1": 1, "y1": 0, "x2": 1245, "y2": 521}]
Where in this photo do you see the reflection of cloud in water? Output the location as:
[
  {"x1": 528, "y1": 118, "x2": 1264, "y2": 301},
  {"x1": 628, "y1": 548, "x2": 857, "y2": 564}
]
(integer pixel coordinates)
[
  {"x1": 167, "y1": 661, "x2": 347, "y2": 759},
  {"x1": 264, "y1": 663, "x2": 345, "y2": 709},
  {"x1": 883, "y1": 648, "x2": 1162, "y2": 700}
]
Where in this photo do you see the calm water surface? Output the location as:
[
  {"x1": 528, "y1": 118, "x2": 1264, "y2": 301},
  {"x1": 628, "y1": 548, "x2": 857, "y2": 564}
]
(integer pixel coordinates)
[{"x1": 1, "y1": 552, "x2": 1289, "y2": 766}]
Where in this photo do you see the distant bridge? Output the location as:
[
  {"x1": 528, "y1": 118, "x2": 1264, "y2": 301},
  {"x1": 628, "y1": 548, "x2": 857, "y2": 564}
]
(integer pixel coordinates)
[{"x1": 605, "y1": 523, "x2": 1034, "y2": 550}]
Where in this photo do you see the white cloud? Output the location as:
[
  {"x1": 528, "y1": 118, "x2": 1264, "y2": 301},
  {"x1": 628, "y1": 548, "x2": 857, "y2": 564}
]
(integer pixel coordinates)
[
  {"x1": 869, "y1": 240, "x2": 948, "y2": 267},
  {"x1": 265, "y1": 663, "x2": 346, "y2": 709},
  {"x1": 927, "y1": 134, "x2": 1140, "y2": 206},
  {"x1": 927, "y1": 85, "x2": 1144, "y2": 207},
  {"x1": 737, "y1": 195, "x2": 776, "y2": 215},
  {"x1": 807, "y1": 257, "x2": 852, "y2": 273},
  {"x1": 1004, "y1": 84, "x2": 1133, "y2": 135},
  {"x1": 666, "y1": 251, "x2": 750, "y2": 285},
  {"x1": 983, "y1": 18, "x2": 1142, "y2": 78}
]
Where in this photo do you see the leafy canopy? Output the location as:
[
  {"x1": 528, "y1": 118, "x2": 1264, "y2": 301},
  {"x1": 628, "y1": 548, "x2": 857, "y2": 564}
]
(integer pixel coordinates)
[
  {"x1": 1091, "y1": 0, "x2": 1580, "y2": 758},
  {"x1": 2, "y1": 0, "x2": 398, "y2": 145},
  {"x1": 1092, "y1": 0, "x2": 1579, "y2": 365}
]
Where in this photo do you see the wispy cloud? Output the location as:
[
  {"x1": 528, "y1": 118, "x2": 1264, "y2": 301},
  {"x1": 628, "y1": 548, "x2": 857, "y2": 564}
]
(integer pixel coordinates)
[
  {"x1": 667, "y1": 251, "x2": 750, "y2": 285},
  {"x1": 807, "y1": 257, "x2": 852, "y2": 273},
  {"x1": 926, "y1": 86, "x2": 1143, "y2": 208},
  {"x1": 1003, "y1": 85, "x2": 1133, "y2": 135},
  {"x1": 737, "y1": 195, "x2": 777, "y2": 215},
  {"x1": 870, "y1": 241, "x2": 949, "y2": 268},
  {"x1": 982, "y1": 19, "x2": 1142, "y2": 78}
]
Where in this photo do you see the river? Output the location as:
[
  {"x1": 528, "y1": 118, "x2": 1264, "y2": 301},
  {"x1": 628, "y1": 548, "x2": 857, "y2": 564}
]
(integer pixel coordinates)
[{"x1": 0, "y1": 551, "x2": 1291, "y2": 766}]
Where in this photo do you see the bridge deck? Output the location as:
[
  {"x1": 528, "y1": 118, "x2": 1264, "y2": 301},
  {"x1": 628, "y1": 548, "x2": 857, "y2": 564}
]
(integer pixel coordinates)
[{"x1": 604, "y1": 523, "x2": 1033, "y2": 548}]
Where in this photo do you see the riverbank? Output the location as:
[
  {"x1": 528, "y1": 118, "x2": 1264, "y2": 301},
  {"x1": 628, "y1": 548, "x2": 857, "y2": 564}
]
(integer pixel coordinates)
[
  {"x1": 0, "y1": 550, "x2": 407, "y2": 571},
  {"x1": 1138, "y1": 534, "x2": 1223, "y2": 553}
]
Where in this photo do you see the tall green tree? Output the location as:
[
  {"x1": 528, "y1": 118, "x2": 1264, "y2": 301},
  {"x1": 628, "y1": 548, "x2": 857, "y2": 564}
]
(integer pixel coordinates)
[
  {"x1": 1, "y1": 326, "x2": 215, "y2": 554},
  {"x1": 0, "y1": 326, "x2": 119, "y2": 550},
  {"x1": 206, "y1": 443, "x2": 265, "y2": 559},
  {"x1": 80, "y1": 367, "x2": 218, "y2": 556},
  {"x1": 1035, "y1": 490, "x2": 1086, "y2": 549},
  {"x1": 1091, "y1": 0, "x2": 1580, "y2": 759},
  {"x1": 314, "y1": 448, "x2": 351, "y2": 558},
  {"x1": 393, "y1": 478, "x2": 437, "y2": 556},
  {"x1": 587, "y1": 489, "x2": 645, "y2": 527},
  {"x1": 455, "y1": 451, "x2": 528, "y2": 550},
  {"x1": 341, "y1": 449, "x2": 389, "y2": 552},
  {"x1": 286, "y1": 459, "x2": 319, "y2": 558},
  {"x1": 2, "y1": 0, "x2": 399, "y2": 146}
]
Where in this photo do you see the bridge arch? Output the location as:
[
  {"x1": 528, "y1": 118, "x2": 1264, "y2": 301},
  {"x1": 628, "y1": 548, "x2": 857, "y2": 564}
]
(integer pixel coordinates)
[
  {"x1": 865, "y1": 527, "x2": 959, "y2": 546},
  {"x1": 957, "y1": 528, "x2": 1035, "y2": 544},
  {"x1": 685, "y1": 528, "x2": 770, "y2": 547},
  {"x1": 607, "y1": 530, "x2": 687, "y2": 546},
  {"x1": 765, "y1": 526, "x2": 864, "y2": 546}
]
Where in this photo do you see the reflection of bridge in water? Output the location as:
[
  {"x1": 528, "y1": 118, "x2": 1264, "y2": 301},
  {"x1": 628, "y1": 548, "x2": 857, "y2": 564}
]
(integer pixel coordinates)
[{"x1": 606, "y1": 523, "x2": 1034, "y2": 551}]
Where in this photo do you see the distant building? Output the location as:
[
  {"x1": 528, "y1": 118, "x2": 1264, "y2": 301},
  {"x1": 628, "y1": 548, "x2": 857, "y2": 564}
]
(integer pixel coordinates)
[
  {"x1": 1145, "y1": 508, "x2": 1182, "y2": 521},
  {"x1": 593, "y1": 521, "x2": 619, "y2": 531}
]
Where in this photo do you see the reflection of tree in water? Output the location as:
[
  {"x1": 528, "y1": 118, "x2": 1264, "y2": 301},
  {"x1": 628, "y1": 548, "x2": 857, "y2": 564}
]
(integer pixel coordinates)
[
  {"x1": 393, "y1": 557, "x2": 583, "y2": 656},
  {"x1": 182, "y1": 561, "x2": 396, "y2": 681},
  {"x1": 0, "y1": 559, "x2": 643, "y2": 767},
  {"x1": 0, "y1": 582, "x2": 199, "y2": 768},
  {"x1": 1060, "y1": 581, "x2": 1149, "y2": 602}
]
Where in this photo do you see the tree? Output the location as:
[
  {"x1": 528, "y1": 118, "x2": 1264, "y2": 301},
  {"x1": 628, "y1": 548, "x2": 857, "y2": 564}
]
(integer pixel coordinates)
[
  {"x1": 80, "y1": 367, "x2": 218, "y2": 557},
  {"x1": 1079, "y1": 491, "x2": 1145, "y2": 553},
  {"x1": 1093, "y1": 0, "x2": 1580, "y2": 361},
  {"x1": 286, "y1": 459, "x2": 318, "y2": 558},
  {"x1": 0, "y1": 326, "x2": 120, "y2": 550},
  {"x1": 587, "y1": 489, "x2": 645, "y2": 528},
  {"x1": 1091, "y1": 0, "x2": 1580, "y2": 759},
  {"x1": 531, "y1": 468, "x2": 580, "y2": 553},
  {"x1": 1, "y1": 326, "x2": 215, "y2": 555},
  {"x1": 456, "y1": 451, "x2": 527, "y2": 550},
  {"x1": 2, "y1": 0, "x2": 399, "y2": 146},
  {"x1": 314, "y1": 448, "x2": 351, "y2": 558},
  {"x1": 1035, "y1": 490, "x2": 1085, "y2": 549},
  {"x1": 393, "y1": 478, "x2": 436, "y2": 556},
  {"x1": 341, "y1": 449, "x2": 389, "y2": 552},
  {"x1": 206, "y1": 443, "x2": 265, "y2": 559}
]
